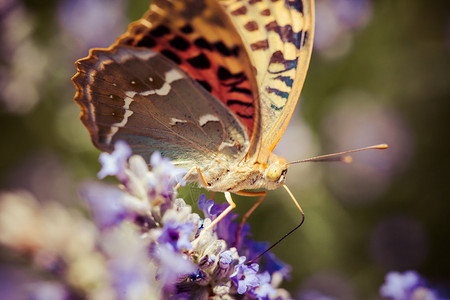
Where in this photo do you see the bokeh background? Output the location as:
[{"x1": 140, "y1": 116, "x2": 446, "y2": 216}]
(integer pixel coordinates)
[{"x1": 1, "y1": 0, "x2": 449, "y2": 298}]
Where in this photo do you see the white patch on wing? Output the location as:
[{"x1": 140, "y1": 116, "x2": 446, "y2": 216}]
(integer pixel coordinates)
[
  {"x1": 140, "y1": 68, "x2": 184, "y2": 97},
  {"x1": 139, "y1": 83, "x2": 170, "y2": 96},
  {"x1": 199, "y1": 114, "x2": 220, "y2": 126},
  {"x1": 105, "y1": 91, "x2": 136, "y2": 143},
  {"x1": 133, "y1": 49, "x2": 157, "y2": 61},
  {"x1": 169, "y1": 118, "x2": 187, "y2": 126},
  {"x1": 125, "y1": 91, "x2": 137, "y2": 98},
  {"x1": 165, "y1": 68, "x2": 184, "y2": 83}
]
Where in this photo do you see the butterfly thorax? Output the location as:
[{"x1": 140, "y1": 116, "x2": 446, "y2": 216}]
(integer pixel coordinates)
[{"x1": 202, "y1": 152, "x2": 288, "y2": 193}]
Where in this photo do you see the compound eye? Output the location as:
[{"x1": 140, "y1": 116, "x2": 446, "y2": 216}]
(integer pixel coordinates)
[{"x1": 266, "y1": 163, "x2": 282, "y2": 182}]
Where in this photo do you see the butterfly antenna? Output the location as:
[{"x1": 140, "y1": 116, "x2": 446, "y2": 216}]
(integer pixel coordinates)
[
  {"x1": 246, "y1": 144, "x2": 388, "y2": 265},
  {"x1": 287, "y1": 144, "x2": 388, "y2": 165},
  {"x1": 246, "y1": 184, "x2": 304, "y2": 265}
]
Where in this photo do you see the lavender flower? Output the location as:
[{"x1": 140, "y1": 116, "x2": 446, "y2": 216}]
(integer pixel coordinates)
[
  {"x1": 94, "y1": 142, "x2": 292, "y2": 298},
  {"x1": 0, "y1": 142, "x2": 292, "y2": 299},
  {"x1": 240, "y1": 239, "x2": 291, "y2": 281},
  {"x1": 153, "y1": 245, "x2": 196, "y2": 292},
  {"x1": 79, "y1": 182, "x2": 132, "y2": 229},
  {"x1": 380, "y1": 270, "x2": 438, "y2": 300},
  {"x1": 101, "y1": 226, "x2": 158, "y2": 300},
  {"x1": 253, "y1": 271, "x2": 277, "y2": 299},
  {"x1": 97, "y1": 140, "x2": 131, "y2": 181},
  {"x1": 198, "y1": 193, "x2": 216, "y2": 218},
  {"x1": 158, "y1": 221, "x2": 194, "y2": 252},
  {"x1": 230, "y1": 256, "x2": 261, "y2": 294},
  {"x1": 147, "y1": 151, "x2": 187, "y2": 204}
]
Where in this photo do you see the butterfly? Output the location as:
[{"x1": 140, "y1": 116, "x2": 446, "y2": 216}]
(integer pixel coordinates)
[{"x1": 73, "y1": 0, "x2": 315, "y2": 230}]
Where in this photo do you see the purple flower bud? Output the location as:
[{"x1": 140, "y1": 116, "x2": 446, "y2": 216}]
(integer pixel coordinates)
[
  {"x1": 101, "y1": 227, "x2": 154, "y2": 300},
  {"x1": 154, "y1": 245, "x2": 196, "y2": 292},
  {"x1": 158, "y1": 221, "x2": 194, "y2": 252},
  {"x1": 148, "y1": 152, "x2": 186, "y2": 201},
  {"x1": 80, "y1": 182, "x2": 129, "y2": 229},
  {"x1": 198, "y1": 254, "x2": 216, "y2": 269},
  {"x1": 198, "y1": 194, "x2": 215, "y2": 219},
  {"x1": 213, "y1": 250, "x2": 235, "y2": 280},
  {"x1": 219, "y1": 250, "x2": 233, "y2": 269},
  {"x1": 230, "y1": 256, "x2": 260, "y2": 294},
  {"x1": 97, "y1": 140, "x2": 131, "y2": 181}
]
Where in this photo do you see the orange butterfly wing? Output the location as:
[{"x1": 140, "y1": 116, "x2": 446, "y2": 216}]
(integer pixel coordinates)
[{"x1": 219, "y1": 0, "x2": 315, "y2": 163}]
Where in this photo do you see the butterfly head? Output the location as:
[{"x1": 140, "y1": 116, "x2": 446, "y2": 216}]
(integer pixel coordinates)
[{"x1": 264, "y1": 153, "x2": 288, "y2": 189}]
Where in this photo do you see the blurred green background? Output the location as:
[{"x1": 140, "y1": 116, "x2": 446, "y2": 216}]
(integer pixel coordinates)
[{"x1": 1, "y1": 0, "x2": 449, "y2": 298}]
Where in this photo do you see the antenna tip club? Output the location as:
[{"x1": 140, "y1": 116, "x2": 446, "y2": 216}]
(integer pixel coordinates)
[
  {"x1": 375, "y1": 144, "x2": 389, "y2": 149},
  {"x1": 342, "y1": 155, "x2": 353, "y2": 163}
]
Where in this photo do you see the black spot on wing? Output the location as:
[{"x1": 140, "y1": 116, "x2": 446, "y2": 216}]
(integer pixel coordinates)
[
  {"x1": 217, "y1": 67, "x2": 246, "y2": 81},
  {"x1": 227, "y1": 99, "x2": 254, "y2": 119},
  {"x1": 197, "y1": 80, "x2": 212, "y2": 92},
  {"x1": 187, "y1": 53, "x2": 210, "y2": 69},
  {"x1": 180, "y1": 24, "x2": 193, "y2": 34},
  {"x1": 170, "y1": 36, "x2": 190, "y2": 51},
  {"x1": 236, "y1": 112, "x2": 253, "y2": 119},
  {"x1": 213, "y1": 41, "x2": 239, "y2": 57},
  {"x1": 161, "y1": 49, "x2": 181, "y2": 64},
  {"x1": 214, "y1": 41, "x2": 230, "y2": 56},
  {"x1": 229, "y1": 86, "x2": 252, "y2": 95},
  {"x1": 227, "y1": 99, "x2": 254, "y2": 107},
  {"x1": 150, "y1": 25, "x2": 170, "y2": 37},
  {"x1": 136, "y1": 35, "x2": 156, "y2": 48},
  {"x1": 218, "y1": 66, "x2": 232, "y2": 80},
  {"x1": 194, "y1": 38, "x2": 213, "y2": 51}
]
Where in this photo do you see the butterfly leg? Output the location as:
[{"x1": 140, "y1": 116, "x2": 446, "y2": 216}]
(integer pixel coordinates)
[
  {"x1": 174, "y1": 166, "x2": 208, "y2": 190},
  {"x1": 234, "y1": 190, "x2": 267, "y2": 246},
  {"x1": 202, "y1": 192, "x2": 236, "y2": 232},
  {"x1": 174, "y1": 168, "x2": 236, "y2": 232}
]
